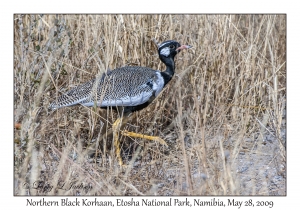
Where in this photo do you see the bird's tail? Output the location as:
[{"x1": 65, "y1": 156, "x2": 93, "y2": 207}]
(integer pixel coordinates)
[{"x1": 49, "y1": 79, "x2": 96, "y2": 110}]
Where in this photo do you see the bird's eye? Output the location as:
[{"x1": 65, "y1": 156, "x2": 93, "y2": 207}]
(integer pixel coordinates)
[{"x1": 169, "y1": 45, "x2": 175, "y2": 49}]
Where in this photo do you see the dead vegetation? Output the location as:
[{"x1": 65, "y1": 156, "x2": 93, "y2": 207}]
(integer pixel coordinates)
[{"x1": 14, "y1": 14, "x2": 286, "y2": 195}]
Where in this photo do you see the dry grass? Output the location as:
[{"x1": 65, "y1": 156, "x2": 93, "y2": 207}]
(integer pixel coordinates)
[{"x1": 14, "y1": 14, "x2": 286, "y2": 195}]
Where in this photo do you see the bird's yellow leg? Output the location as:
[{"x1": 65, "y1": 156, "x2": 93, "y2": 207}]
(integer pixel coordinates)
[
  {"x1": 121, "y1": 130, "x2": 168, "y2": 147},
  {"x1": 112, "y1": 118, "x2": 124, "y2": 166},
  {"x1": 113, "y1": 117, "x2": 168, "y2": 166}
]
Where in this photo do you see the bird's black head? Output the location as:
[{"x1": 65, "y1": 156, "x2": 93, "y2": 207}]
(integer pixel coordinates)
[
  {"x1": 158, "y1": 40, "x2": 192, "y2": 60},
  {"x1": 158, "y1": 40, "x2": 181, "y2": 59}
]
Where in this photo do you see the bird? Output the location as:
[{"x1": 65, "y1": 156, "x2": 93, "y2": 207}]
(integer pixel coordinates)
[{"x1": 49, "y1": 40, "x2": 192, "y2": 166}]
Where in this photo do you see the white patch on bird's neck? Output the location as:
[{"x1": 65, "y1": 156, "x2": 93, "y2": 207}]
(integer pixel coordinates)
[
  {"x1": 153, "y1": 72, "x2": 165, "y2": 97},
  {"x1": 160, "y1": 47, "x2": 170, "y2": 57}
]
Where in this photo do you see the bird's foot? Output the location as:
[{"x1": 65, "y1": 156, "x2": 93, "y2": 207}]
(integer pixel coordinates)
[{"x1": 121, "y1": 130, "x2": 168, "y2": 147}]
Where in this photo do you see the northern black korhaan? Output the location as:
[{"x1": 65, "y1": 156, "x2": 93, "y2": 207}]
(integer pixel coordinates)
[{"x1": 50, "y1": 40, "x2": 192, "y2": 166}]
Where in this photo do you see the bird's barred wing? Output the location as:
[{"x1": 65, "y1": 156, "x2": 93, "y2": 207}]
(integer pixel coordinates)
[
  {"x1": 81, "y1": 82, "x2": 154, "y2": 107},
  {"x1": 49, "y1": 67, "x2": 159, "y2": 110}
]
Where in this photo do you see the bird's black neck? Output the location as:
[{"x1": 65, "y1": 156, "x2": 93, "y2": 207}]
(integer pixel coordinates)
[{"x1": 160, "y1": 56, "x2": 175, "y2": 86}]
